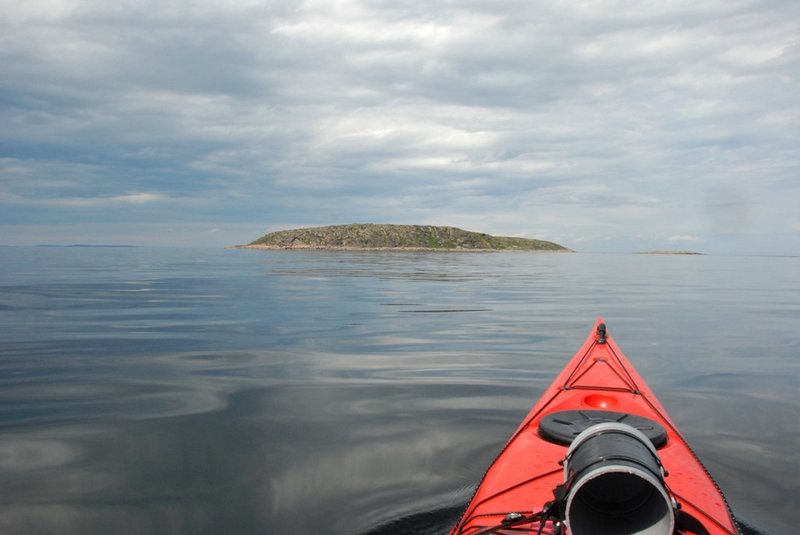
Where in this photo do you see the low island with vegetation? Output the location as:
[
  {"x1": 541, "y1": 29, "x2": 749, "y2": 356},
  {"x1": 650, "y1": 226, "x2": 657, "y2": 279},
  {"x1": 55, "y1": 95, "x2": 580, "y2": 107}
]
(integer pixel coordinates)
[{"x1": 241, "y1": 224, "x2": 571, "y2": 252}]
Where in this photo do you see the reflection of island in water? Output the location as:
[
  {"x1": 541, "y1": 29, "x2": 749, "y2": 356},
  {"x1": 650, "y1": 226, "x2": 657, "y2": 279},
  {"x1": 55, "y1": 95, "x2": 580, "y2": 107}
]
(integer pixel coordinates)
[
  {"x1": 635, "y1": 250, "x2": 704, "y2": 255},
  {"x1": 240, "y1": 224, "x2": 572, "y2": 252}
]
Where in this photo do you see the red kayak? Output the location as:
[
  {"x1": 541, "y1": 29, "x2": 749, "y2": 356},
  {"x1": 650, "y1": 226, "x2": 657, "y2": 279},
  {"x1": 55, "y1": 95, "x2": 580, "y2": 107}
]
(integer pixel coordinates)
[{"x1": 451, "y1": 319, "x2": 739, "y2": 535}]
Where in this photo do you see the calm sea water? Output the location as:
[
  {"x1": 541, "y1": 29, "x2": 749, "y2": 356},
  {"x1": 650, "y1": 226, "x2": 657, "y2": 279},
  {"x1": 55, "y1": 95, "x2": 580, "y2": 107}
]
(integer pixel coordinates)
[{"x1": 0, "y1": 247, "x2": 797, "y2": 535}]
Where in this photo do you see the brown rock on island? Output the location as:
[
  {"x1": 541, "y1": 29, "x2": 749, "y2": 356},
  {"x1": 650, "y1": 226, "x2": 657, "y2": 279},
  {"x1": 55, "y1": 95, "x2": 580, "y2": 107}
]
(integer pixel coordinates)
[{"x1": 241, "y1": 224, "x2": 571, "y2": 252}]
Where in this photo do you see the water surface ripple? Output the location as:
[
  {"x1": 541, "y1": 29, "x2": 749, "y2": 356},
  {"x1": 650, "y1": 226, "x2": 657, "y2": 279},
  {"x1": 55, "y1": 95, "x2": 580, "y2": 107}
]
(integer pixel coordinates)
[{"x1": 0, "y1": 248, "x2": 796, "y2": 534}]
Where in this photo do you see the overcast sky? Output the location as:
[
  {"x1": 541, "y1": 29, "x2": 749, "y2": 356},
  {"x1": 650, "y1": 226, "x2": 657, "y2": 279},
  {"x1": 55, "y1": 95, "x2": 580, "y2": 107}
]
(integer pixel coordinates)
[{"x1": 1, "y1": 0, "x2": 798, "y2": 253}]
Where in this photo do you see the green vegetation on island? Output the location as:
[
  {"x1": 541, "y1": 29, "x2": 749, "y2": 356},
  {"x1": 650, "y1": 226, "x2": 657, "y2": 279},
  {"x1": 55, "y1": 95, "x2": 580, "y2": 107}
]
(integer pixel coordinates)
[{"x1": 245, "y1": 224, "x2": 571, "y2": 252}]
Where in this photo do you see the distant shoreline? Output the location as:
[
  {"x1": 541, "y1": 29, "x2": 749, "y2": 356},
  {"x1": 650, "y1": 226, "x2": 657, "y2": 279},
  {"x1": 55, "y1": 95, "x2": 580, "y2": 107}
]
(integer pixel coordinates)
[
  {"x1": 237, "y1": 244, "x2": 564, "y2": 252},
  {"x1": 33, "y1": 244, "x2": 139, "y2": 248}
]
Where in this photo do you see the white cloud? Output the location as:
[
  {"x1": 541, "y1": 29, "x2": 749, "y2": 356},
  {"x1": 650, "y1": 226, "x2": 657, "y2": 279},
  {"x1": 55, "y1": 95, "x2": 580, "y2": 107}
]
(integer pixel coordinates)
[
  {"x1": 1, "y1": 0, "x2": 798, "y2": 253},
  {"x1": 1, "y1": 191, "x2": 169, "y2": 207},
  {"x1": 667, "y1": 235, "x2": 702, "y2": 243}
]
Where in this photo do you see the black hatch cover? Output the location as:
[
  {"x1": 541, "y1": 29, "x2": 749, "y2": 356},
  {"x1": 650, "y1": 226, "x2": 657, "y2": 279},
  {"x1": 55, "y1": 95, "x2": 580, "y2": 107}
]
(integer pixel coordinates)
[{"x1": 538, "y1": 410, "x2": 668, "y2": 448}]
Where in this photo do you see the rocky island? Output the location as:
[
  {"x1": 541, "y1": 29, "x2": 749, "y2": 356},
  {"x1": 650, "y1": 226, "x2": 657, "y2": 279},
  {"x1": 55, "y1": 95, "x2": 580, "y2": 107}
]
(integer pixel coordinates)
[{"x1": 242, "y1": 224, "x2": 571, "y2": 252}]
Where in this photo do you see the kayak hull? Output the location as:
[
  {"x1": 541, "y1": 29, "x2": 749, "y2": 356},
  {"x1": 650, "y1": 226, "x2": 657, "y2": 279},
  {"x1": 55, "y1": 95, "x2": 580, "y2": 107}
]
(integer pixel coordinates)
[{"x1": 451, "y1": 319, "x2": 739, "y2": 535}]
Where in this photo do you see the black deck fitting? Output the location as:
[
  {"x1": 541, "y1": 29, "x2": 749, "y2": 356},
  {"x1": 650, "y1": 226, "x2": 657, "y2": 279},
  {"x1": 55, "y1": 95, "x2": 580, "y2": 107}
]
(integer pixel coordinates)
[{"x1": 596, "y1": 323, "x2": 607, "y2": 344}]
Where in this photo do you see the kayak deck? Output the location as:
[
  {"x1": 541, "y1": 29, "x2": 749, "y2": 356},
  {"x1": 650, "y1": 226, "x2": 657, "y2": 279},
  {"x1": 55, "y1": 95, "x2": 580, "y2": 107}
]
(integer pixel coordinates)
[{"x1": 451, "y1": 319, "x2": 738, "y2": 535}]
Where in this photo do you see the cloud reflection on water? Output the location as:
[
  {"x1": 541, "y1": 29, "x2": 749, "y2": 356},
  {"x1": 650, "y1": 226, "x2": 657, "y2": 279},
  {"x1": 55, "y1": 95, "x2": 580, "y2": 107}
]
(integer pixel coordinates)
[
  {"x1": 0, "y1": 351, "x2": 795, "y2": 534},
  {"x1": 0, "y1": 348, "x2": 535, "y2": 534},
  {"x1": 1, "y1": 248, "x2": 797, "y2": 534}
]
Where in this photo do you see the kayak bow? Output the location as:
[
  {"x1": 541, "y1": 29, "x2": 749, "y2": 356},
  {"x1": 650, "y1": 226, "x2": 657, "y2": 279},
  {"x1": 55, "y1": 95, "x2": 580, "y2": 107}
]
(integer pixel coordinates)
[{"x1": 451, "y1": 319, "x2": 739, "y2": 535}]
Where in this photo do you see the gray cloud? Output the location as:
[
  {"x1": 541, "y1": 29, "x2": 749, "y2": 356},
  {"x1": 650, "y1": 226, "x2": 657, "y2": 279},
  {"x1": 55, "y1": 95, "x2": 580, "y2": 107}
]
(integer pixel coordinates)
[{"x1": 1, "y1": 0, "x2": 798, "y2": 252}]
